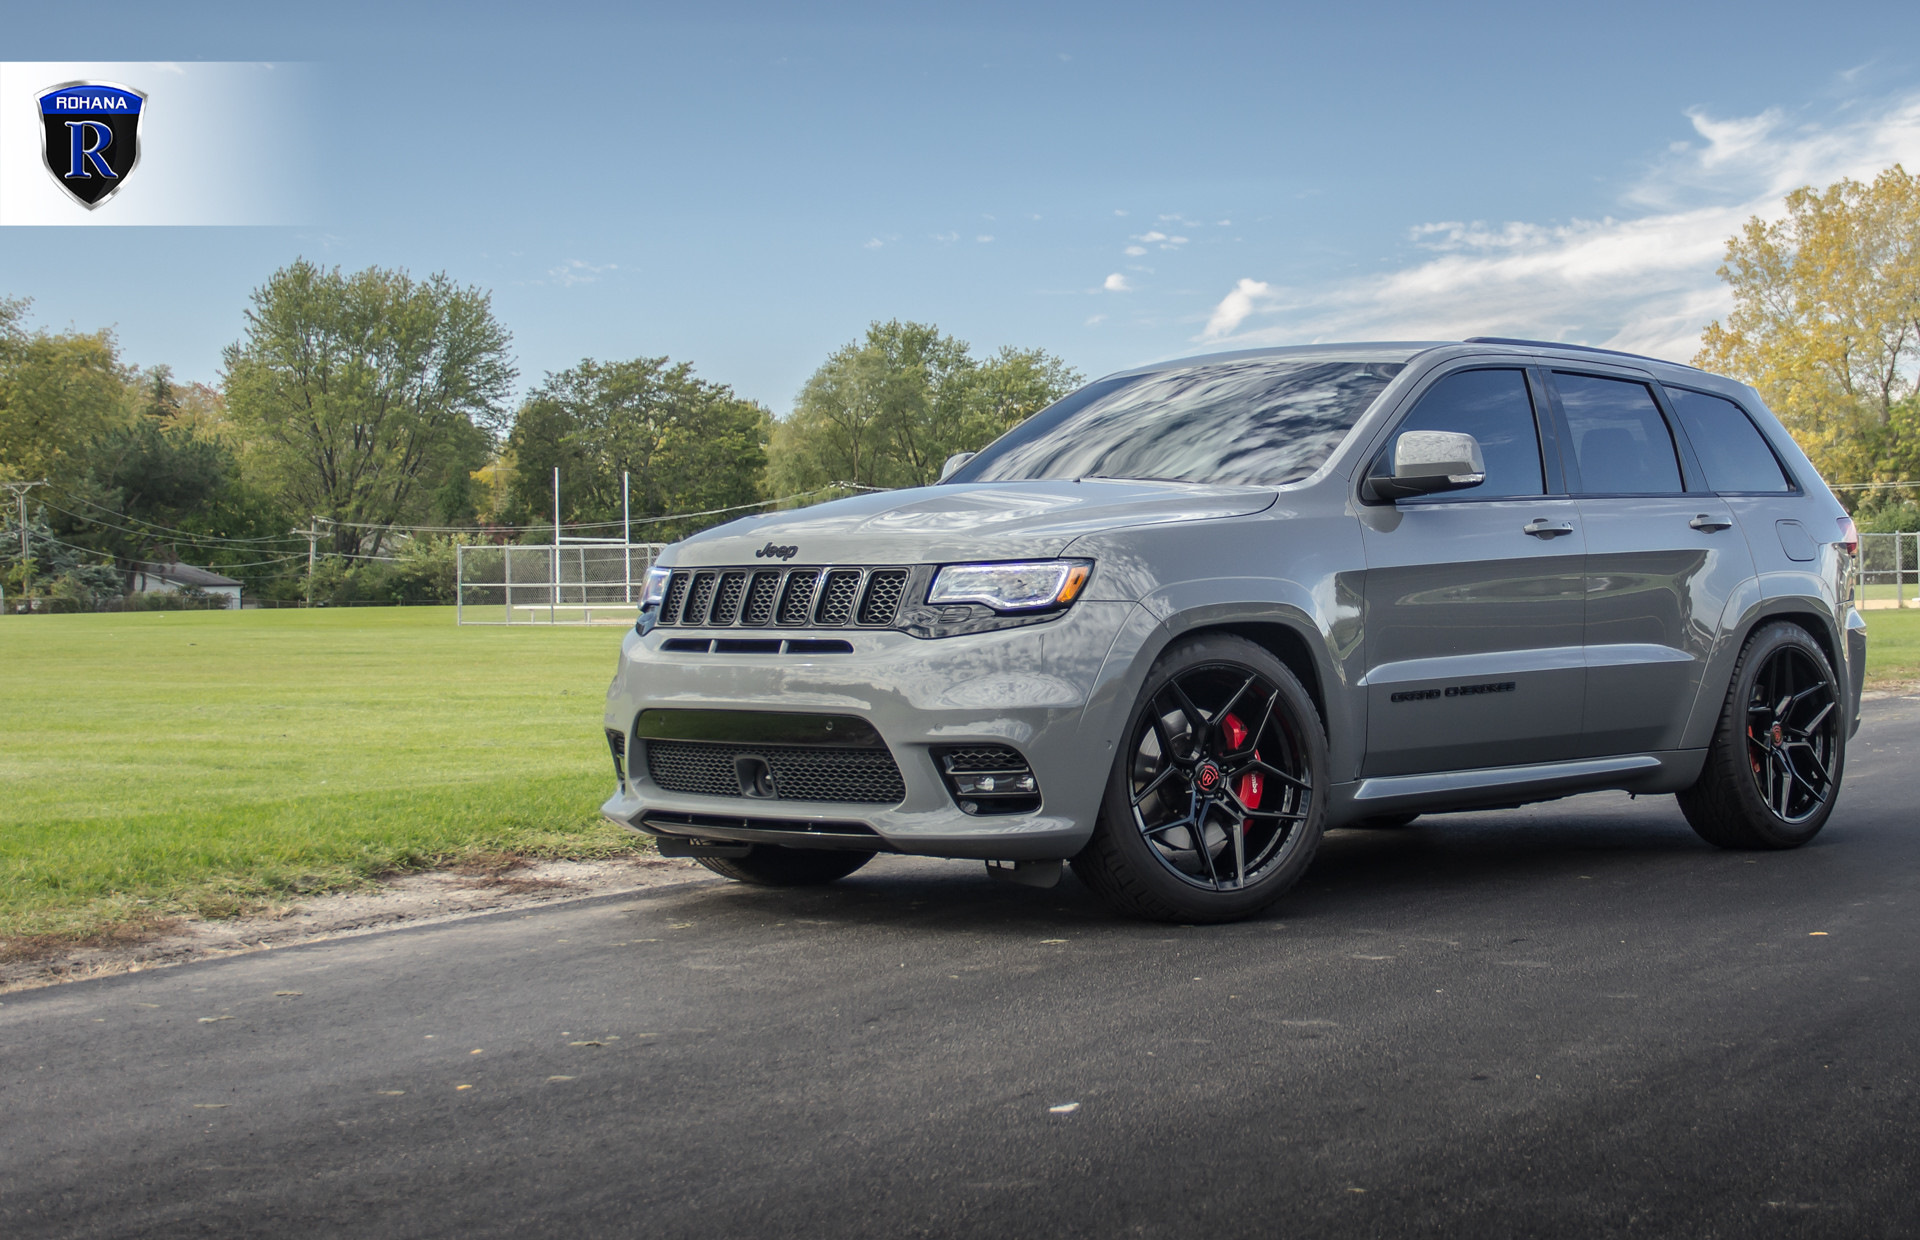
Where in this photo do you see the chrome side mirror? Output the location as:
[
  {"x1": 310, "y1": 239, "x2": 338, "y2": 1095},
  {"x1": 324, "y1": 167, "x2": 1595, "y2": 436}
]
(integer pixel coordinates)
[
  {"x1": 939, "y1": 451, "x2": 976, "y2": 482},
  {"x1": 1365, "y1": 430, "x2": 1486, "y2": 501}
]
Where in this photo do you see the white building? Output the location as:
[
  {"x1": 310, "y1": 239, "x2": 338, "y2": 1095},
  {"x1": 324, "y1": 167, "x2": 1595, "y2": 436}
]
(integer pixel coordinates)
[{"x1": 132, "y1": 562, "x2": 243, "y2": 608}]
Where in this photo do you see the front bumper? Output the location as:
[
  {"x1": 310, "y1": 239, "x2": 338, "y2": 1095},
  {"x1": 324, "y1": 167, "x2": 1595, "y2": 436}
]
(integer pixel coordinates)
[{"x1": 600, "y1": 601, "x2": 1139, "y2": 859}]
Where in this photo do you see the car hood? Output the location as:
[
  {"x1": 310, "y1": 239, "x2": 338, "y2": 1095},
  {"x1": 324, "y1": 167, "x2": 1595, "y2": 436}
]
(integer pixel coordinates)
[{"x1": 669, "y1": 479, "x2": 1277, "y2": 566}]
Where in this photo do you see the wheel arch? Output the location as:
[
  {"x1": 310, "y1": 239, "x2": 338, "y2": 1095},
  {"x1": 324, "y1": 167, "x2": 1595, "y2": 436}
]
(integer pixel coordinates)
[
  {"x1": 1683, "y1": 593, "x2": 1849, "y2": 750},
  {"x1": 1078, "y1": 592, "x2": 1362, "y2": 783}
]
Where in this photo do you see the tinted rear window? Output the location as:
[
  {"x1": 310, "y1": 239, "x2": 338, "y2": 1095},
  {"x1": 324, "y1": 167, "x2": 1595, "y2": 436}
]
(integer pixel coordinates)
[
  {"x1": 1555, "y1": 373, "x2": 1684, "y2": 495},
  {"x1": 948, "y1": 360, "x2": 1403, "y2": 486},
  {"x1": 1666, "y1": 387, "x2": 1792, "y2": 493}
]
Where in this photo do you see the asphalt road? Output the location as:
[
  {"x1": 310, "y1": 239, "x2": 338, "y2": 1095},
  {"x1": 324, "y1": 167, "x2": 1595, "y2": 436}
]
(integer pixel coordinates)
[{"x1": 6, "y1": 699, "x2": 1919, "y2": 1240}]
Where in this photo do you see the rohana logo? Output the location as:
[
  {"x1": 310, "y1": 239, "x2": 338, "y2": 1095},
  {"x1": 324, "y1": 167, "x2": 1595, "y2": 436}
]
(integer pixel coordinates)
[
  {"x1": 38, "y1": 81, "x2": 146, "y2": 208},
  {"x1": 755, "y1": 542, "x2": 799, "y2": 561}
]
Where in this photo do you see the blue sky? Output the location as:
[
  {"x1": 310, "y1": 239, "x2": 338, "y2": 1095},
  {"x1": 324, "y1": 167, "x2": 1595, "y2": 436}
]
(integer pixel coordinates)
[{"x1": 4, "y1": 0, "x2": 1920, "y2": 412}]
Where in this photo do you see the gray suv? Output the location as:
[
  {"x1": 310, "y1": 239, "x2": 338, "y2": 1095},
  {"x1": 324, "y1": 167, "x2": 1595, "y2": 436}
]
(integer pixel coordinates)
[{"x1": 601, "y1": 339, "x2": 1866, "y2": 922}]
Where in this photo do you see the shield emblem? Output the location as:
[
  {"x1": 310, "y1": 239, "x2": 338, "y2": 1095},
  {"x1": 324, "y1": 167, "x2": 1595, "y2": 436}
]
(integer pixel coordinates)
[{"x1": 38, "y1": 81, "x2": 146, "y2": 209}]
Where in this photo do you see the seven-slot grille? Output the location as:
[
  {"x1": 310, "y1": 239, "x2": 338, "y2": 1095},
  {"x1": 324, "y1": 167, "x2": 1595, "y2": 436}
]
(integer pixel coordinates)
[{"x1": 657, "y1": 567, "x2": 911, "y2": 629}]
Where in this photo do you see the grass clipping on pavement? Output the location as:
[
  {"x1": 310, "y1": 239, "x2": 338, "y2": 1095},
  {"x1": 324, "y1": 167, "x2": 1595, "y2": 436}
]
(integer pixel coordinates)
[{"x1": 1, "y1": 607, "x2": 644, "y2": 953}]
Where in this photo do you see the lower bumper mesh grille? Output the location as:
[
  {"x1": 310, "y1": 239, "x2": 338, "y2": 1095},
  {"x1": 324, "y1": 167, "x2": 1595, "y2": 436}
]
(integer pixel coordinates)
[{"x1": 646, "y1": 740, "x2": 907, "y2": 804}]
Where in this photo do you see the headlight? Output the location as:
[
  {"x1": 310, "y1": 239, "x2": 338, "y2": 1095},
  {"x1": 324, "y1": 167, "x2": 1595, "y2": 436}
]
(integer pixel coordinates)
[
  {"x1": 927, "y1": 560, "x2": 1092, "y2": 612},
  {"x1": 642, "y1": 566, "x2": 672, "y2": 609}
]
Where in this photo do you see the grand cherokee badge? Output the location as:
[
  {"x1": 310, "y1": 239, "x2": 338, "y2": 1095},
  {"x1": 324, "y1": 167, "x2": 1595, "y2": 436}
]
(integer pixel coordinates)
[{"x1": 39, "y1": 81, "x2": 146, "y2": 209}]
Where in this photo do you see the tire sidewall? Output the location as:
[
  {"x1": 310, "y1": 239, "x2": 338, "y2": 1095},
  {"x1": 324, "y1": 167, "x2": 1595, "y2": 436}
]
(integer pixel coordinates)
[{"x1": 1092, "y1": 634, "x2": 1330, "y2": 919}]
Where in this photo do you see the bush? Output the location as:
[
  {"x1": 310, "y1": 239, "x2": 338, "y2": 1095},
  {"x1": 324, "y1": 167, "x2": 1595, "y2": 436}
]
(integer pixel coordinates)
[{"x1": 1857, "y1": 501, "x2": 1920, "y2": 534}]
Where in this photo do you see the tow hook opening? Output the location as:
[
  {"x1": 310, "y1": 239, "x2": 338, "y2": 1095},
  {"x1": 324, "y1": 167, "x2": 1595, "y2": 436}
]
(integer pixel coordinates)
[{"x1": 735, "y1": 754, "x2": 778, "y2": 798}]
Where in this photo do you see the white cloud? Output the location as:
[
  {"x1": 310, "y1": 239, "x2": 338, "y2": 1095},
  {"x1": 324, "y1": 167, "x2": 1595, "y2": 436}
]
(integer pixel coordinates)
[
  {"x1": 1086, "y1": 313, "x2": 1107, "y2": 326},
  {"x1": 1198, "y1": 88, "x2": 1920, "y2": 360},
  {"x1": 864, "y1": 238, "x2": 884, "y2": 249},
  {"x1": 1103, "y1": 272, "x2": 1132, "y2": 292},
  {"x1": 1204, "y1": 278, "x2": 1273, "y2": 337},
  {"x1": 976, "y1": 234, "x2": 994, "y2": 243},
  {"x1": 1124, "y1": 245, "x2": 1147, "y2": 256},
  {"x1": 931, "y1": 231, "x2": 959, "y2": 243},
  {"x1": 548, "y1": 259, "x2": 616, "y2": 287},
  {"x1": 1137, "y1": 230, "x2": 1167, "y2": 243}
]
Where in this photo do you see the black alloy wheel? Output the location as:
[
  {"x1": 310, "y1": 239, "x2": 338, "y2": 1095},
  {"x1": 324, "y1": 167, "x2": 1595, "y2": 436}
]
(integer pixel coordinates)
[
  {"x1": 1679, "y1": 621, "x2": 1845, "y2": 850},
  {"x1": 1743, "y1": 644, "x2": 1841, "y2": 823},
  {"x1": 1075, "y1": 634, "x2": 1328, "y2": 922}
]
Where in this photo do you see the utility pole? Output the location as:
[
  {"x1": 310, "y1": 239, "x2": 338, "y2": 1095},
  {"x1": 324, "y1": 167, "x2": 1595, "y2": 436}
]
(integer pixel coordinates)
[
  {"x1": 292, "y1": 517, "x2": 323, "y2": 607},
  {"x1": 622, "y1": 470, "x2": 632, "y2": 604},
  {"x1": 3, "y1": 480, "x2": 49, "y2": 593}
]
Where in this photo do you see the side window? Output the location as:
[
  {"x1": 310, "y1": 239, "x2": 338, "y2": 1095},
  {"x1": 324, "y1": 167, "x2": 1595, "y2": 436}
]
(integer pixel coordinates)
[
  {"x1": 1391, "y1": 368, "x2": 1544, "y2": 498},
  {"x1": 1554, "y1": 373, "x2": 1684, "y2": 495},
  {"x1": 1665, "y1": 387, "x2": 1792, "y2": 493}
]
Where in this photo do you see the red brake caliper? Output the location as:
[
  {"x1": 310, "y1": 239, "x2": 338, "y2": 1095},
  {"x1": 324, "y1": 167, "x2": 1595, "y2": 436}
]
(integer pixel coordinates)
[{"x1": 1222, "y1": 713, "x2": 1263, "y2": 830}]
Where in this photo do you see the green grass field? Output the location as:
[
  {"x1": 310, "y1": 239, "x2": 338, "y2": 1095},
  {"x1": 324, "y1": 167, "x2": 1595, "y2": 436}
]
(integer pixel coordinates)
[
  {"x1": 0, "y1": 608, "x2": 641, "y2": 948},
  {"x1": 3, "y1": 604, "x2": 1918, "y2": 951}
]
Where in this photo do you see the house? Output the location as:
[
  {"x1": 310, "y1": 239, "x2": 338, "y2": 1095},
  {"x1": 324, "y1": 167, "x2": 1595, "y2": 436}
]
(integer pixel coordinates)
[{"x1": 132, "y1": 562, "x2": 243, "y2": 609}]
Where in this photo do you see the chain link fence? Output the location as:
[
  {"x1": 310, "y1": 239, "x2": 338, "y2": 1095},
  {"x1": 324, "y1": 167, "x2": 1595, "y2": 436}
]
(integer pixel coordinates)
[
  {"x1": 1860, "y1": 531, "x2": 1918, "y2": 609},
  {"x1": 456, "y1": 542, "x2": 665, "y2": 624}
]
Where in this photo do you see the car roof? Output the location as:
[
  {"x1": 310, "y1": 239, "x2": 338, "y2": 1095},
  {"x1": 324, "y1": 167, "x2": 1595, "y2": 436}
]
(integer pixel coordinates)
[{"x1": 1116, "y1": 338, "x2": 1713, "y2": 384}]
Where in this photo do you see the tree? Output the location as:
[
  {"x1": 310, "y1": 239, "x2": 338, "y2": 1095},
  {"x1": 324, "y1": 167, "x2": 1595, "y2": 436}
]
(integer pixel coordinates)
[
  {"x1": 1696, "y1": 165, "x2": 1920, "y2": 498},
  {"x1": 0, "y1": 298, "x2": 132, "y2": 492},
  {"x1": 769, "y1": 321, "x2": 1081, "y2": 495},
  {"x1": 505, "y1": 357, "x2": 772, "y2": 542},
  {"x1": 222, "y1": 260, "x2": 514, "y2": 556}
]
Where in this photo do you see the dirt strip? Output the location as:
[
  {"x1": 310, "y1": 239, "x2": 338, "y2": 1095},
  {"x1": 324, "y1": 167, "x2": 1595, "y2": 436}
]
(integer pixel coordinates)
[{"x1": 0, "y1": 856, "x2": 714, "y2": 995}]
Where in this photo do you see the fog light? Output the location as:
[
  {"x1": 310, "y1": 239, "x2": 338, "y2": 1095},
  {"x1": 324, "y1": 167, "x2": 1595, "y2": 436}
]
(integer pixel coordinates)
[{"x1": 933, "y1": 745, "x2": 1041, "y2": 816}]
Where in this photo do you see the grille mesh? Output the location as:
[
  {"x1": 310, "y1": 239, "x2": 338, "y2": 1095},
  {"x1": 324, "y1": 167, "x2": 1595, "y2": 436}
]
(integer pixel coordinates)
[
  {"x1": 777, "y1": 572, "x2": 819, "y2": 625},
  {"x1": 645, "y1": 741, "x2": 907, "y2": 804},
  {"x1": 939, "y1": 744, "x2": 1027, "y2": 773},
  {"x1": 858, "y1": 570, "x2": 908, "y2": 625},
  {"x1": 660, "y1": 574, "x2": 689, "y2": 625},
  {"x1": 657, "y1": 566, "x2": 912, "y2": 629},
  {"x1": 710, "y1": 572, "x2": 748, "y2": 626},
  {"x1": 683, "y1": 573, "x2": 718, "y2": 626},
  {"x1": 815, "y1": 570, "x2": 862, "y2": 626},
  {"x1": 742, "y1": 572, "x2": 782, "y2": 625}
]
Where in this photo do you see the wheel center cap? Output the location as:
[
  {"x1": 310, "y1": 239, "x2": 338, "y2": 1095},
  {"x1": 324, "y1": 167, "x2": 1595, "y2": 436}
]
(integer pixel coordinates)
[
  {"x1": 1771, "y1": 722, "x2": 1784, "y2": 745},
  {"x1": 1196, "y1": 761, "x2": 1223, "y2": 793}
]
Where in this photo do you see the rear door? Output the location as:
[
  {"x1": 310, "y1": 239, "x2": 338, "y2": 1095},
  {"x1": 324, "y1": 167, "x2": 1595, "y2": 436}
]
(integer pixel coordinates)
[
  {"x1": 1359, "y1": 366, "x2": 1587, "y2": 777},
  {"x1": 1544, "y1": 368, "x2": 1757, "y2": 757}
]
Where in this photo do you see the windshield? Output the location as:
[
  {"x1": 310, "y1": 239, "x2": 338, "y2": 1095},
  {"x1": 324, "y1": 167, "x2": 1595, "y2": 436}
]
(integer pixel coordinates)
[{"x1": 947, "y1": 359, "x2": 1404, "y2": 486}]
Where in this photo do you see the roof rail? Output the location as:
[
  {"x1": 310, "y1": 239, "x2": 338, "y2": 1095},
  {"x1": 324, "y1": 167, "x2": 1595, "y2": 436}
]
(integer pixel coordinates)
[{"x1": 1461, "y1": 337, "x2": 1697, "y2": 369}]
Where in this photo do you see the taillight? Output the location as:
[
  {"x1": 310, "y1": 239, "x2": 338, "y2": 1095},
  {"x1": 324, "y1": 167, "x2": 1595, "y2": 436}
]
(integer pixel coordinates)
[{"x1": 1836, "y1": 516, "x2": 1859, "y2": 555}]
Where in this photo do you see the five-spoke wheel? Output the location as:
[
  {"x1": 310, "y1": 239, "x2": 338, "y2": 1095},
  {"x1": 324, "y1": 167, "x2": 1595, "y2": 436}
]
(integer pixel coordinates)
[
  {"x1": 1680, "y1": 622, "x2": 1845, "y2": 849},
  {"x1": 1075, "y1": 634, "x2": 1328, "y2": 921}
]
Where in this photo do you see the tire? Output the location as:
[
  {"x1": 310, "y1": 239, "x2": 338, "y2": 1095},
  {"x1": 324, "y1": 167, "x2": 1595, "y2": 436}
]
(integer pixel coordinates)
[
  {"x1": 1354, "y1": 813, "x2": 1420, "y2": 829},
  {"x1": 1072, "y1": 633, "x2": 1329, "y2": 923},
  {"x1": 1677, "y1": 621, "x2": 1845, "y2": 850},
  {"x1": 697, "y1": 846, "x2": 876, "y2": 886}
]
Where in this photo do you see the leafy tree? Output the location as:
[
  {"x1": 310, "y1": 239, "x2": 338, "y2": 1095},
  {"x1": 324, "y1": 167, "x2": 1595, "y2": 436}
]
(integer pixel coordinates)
[
  {"x1": 769, "y1": 321, "x2": 1081, "y2": 495},
  {"x1": 505, "y1": 357, "x2": 772, "y2": 542},
  {"x1": 0, "y1": 298, "x2": 132, "y2": 492},
  {"x1": 1697, "y1": 165, "x2": 1920, "y2": 497},
  {"x1": 222, "y1": 260, "x2": 514, "y2": 557}
]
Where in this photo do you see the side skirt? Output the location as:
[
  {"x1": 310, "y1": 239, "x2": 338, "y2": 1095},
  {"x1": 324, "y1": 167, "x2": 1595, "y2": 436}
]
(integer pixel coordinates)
[{"x1": 1327, "y1": 750, "x2": 1707, "y2": 826}]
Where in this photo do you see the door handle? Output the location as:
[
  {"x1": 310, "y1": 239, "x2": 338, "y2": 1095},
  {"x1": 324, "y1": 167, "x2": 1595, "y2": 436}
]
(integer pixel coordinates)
[
  {"x1": 1523, "y1": 518, "x2": 1575, "y2": 539},
  {"x1": 1689, "y1": 513, "x2": 1733, "y2": 532}
]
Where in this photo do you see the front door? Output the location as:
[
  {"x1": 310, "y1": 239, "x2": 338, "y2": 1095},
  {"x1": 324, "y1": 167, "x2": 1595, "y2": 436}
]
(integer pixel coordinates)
[{"x1": 1360, "y1": 367, "x2": 1587, "y2": 777}]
